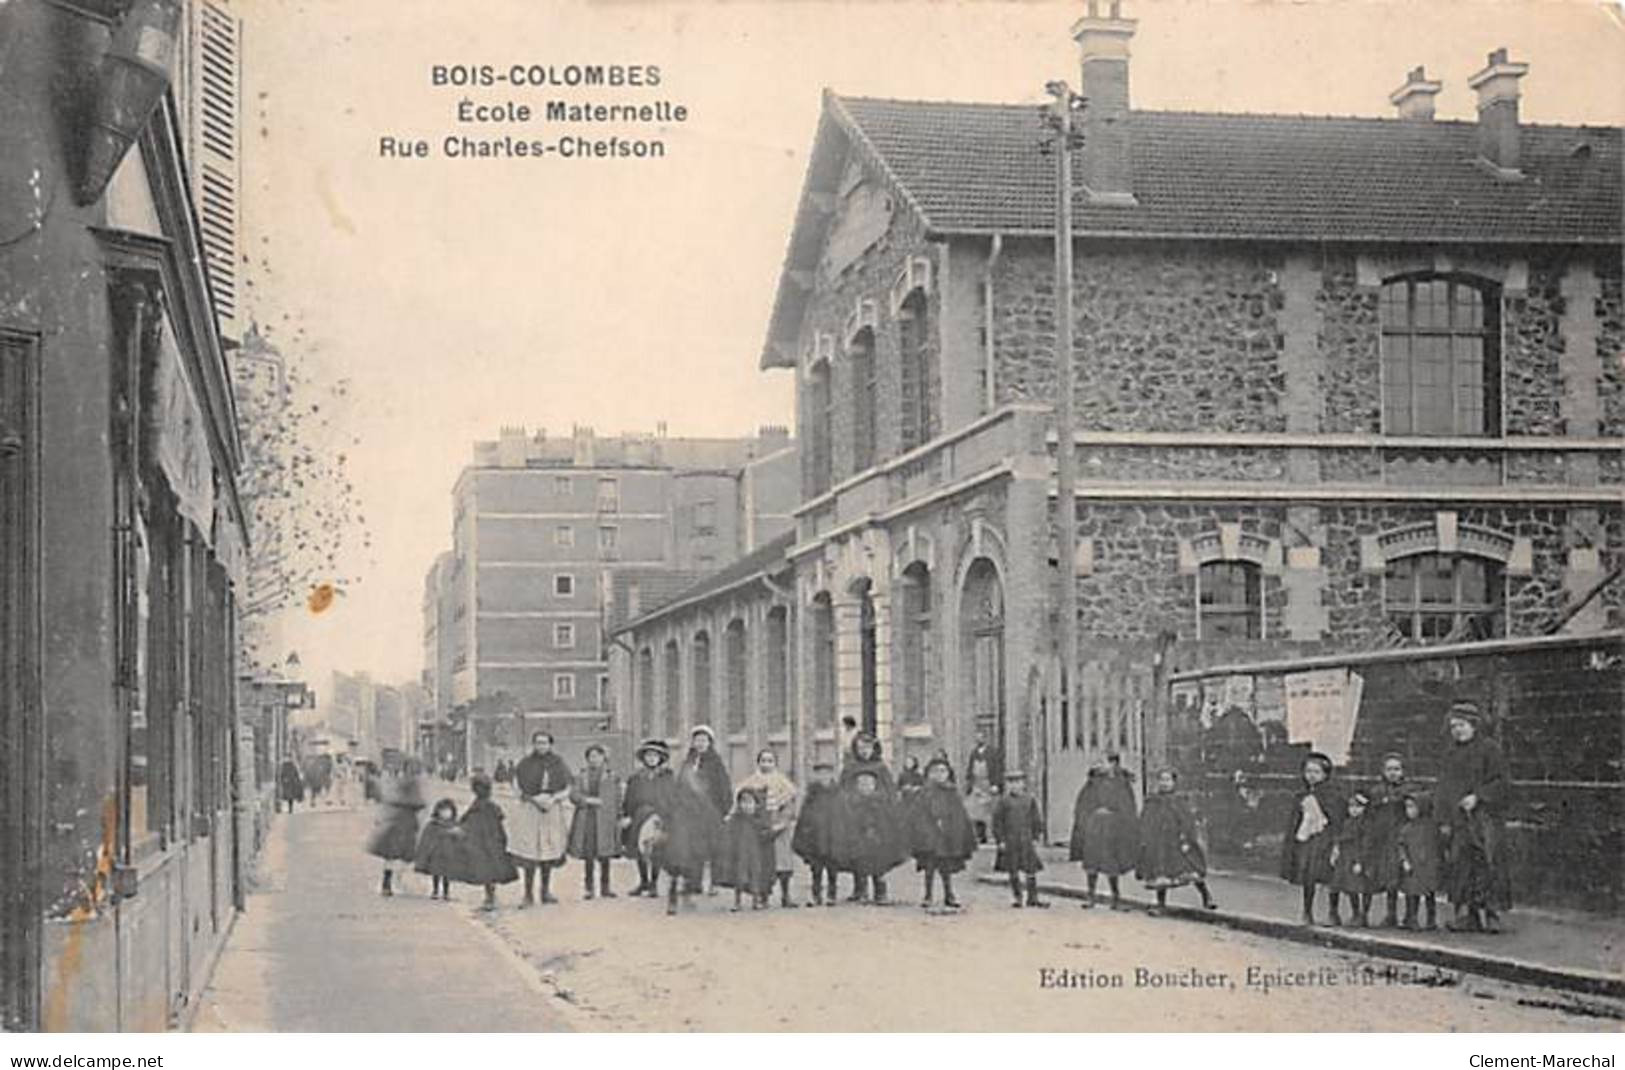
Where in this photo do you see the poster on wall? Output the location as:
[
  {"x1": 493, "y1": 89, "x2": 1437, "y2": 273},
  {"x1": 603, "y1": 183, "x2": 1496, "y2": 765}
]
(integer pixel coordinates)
[{"x1": 1283, "y1": 667, "x2": 1365, "y2": 766}]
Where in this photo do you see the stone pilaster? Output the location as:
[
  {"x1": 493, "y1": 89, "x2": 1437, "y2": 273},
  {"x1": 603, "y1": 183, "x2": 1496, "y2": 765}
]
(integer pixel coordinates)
[
  {"x1": 1563, "y1": 509, "x2": 1606, "y2": 634},
  {"x1": 1559, "y1": 264, "x2": 1601, "y2": 487},
  {"x1": 1280, "y1": 255, "x2": 1327, "y2": 640}
]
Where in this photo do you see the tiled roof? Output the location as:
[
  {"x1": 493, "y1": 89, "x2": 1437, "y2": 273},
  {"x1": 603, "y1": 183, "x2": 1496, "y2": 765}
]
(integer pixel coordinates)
[
  {"x1": 615, "y1": 530, "x2": 796, "y2": 634},
  {"x1": 605, "y1": 567, "x2": 713, "y2": 633},
  {"x1": 833, "y1": 95, "x2": 1621, "y2": 243}
]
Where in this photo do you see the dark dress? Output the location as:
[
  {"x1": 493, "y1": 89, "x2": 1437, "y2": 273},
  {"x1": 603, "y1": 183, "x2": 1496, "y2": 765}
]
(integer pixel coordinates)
[
  {"x1": 1397, "y1": 817, "x2": 1443, "y2": 896},
  {"x1": 413, "y1": 816, "x2": 470, "y2": 880},
  {"x1": 661, "y1": 761, "x2": 725, "y2": 882},
  {"x1": 1068, "y1": 766, "x2": 1140, "y2": 875},
  {"x1": 908, "y1": 782, "x2": 978, "y2": 874},
  {"x1": 715, "y1": 810, "x2": 775, "y2": 896},
  {"x1": 684, "y1": 749, "x2": 734, "y2": 818},
  {"x1": 963, "y1": 743, "x2": 1004, "y2": 792},
  {"x1": 1329, "y1": 811, "x2": 1375, "y2": 895},
  {"x1": 834, "y1": 791, "x2": 909, "y2": 877},
  {"x1": 1136, "y1": 792, "x2": 1207, "y2": 888},
  {"x1": 277, "y1": 761, "x2": 304, "y2": 805},
  {"x1": 992, "y1": 793, "x2": 1046, "y2": 875},
  {"x1": 1279, "y1": 782, "x2": 1342, "y2": 887},
  {"x1": 1365, "y1": 779, "x2": 1422, "y2": 893},
  {"x1": 621, "y1": 766, "x2": 677, "y2": 858},
  {"x1": 365, "y1": 776, "x2": 425, "y2": 863},
  {"x1": 1436, "y1": 734, "x2": 1512, "y2": 911},
  {"x1": 791, "y1": 781, "x2": 841, "y2": 867},
  {"x1": 458, "y1": 797, "x2": 519, "y2": 885}
]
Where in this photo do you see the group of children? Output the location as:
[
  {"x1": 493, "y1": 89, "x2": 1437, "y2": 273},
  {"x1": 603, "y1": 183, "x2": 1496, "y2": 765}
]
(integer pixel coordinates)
[
  {"x1": 1068, "y1": 755, "x2": 1219, "y2": 916},
  {"x1": 1282, "y1": 750, "x2": 1442, "y2": 929}
]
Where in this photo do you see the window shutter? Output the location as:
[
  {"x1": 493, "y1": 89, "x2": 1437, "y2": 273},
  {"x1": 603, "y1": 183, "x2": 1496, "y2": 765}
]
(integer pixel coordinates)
[{"x1": 194, "y1": 1, "x2": 240, "y2": 336}]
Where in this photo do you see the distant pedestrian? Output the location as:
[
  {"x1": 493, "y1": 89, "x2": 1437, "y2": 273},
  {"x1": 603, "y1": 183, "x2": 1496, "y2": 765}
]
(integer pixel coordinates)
[
  {"x1": 1437, "y1": 701, "x2": 1511, "y2": 933},
  {"x1": 621, "y1": 739, "x2": 676, "y2": 897},
  {"x1": 509, "y1": 732, "x2": 575, "y2": 906},
  {"x1": 1136, "y1": 768, "x2": 1217, "y2": 914},
  {"x1": 414, "y1": 798, "x2": 467, "y2": 901},
  {"x1": 738, "y1": 748, "x2": 799, "y2": 907},
  {"x1": 1365, "y1": 753, "x2": 1422, "y2": 927},
  {"x1": 717, "y1": 787, "x2": 775, "y2": 911},
  {"x1": 1068, "y1": 753, "x2": 1140, "y2": 910},
  {"x1": 568, "y1": 744, "x2": 623, "y2": 900},
  {"x1": 1328, "y1": 791, "x2": 1375, "y2": 926},
  {"x1": 1280, "y1": 752, "x2": 1340, "y2": 926},
  {"x1": 366, "y1": 762, "x2": 426, "y2": 897},
  {"x1": 993, "y1": 770, "x2": 1047, "y2": 909},
  {"x1": 838, "y1": 716, "x2": 860, "y2": 758},
  {"x1": 833, "y1": 769, "x2": 908, "y2": 905},
  {"x1": 1397, "y1": 792, "x2": 1442, "y2": 931},
  {"x1": 791, "y1": 761, "x2": 841, "y2": 907},
  {"x1": 460, "y1": 773, "x2": 519, "y2": 911},
  {"x1": 963, "y1": 728, "x2": 1004, "y2": 794},
  {"x1": 964, "y1": 753, "x2": 997, "y2": 845},
  {"x1": 897, "y1": 756, "x2": 925, "y2": 795},
  {"x1": 277, "y1": 757, "x2": 304, "y2": 813},
  {"x1": 907, "y1": 756, "x2": 976, "y2": 912}
]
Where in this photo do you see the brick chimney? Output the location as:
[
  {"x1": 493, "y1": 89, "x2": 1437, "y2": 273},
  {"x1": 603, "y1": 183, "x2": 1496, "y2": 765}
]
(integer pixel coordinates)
[
  {"x1": 1071, "y1": 0, "x2": 1137, "y2": 204},
  {"x1": 1389, "y1": 65, "x2": 1442, "y2": 120},
  {"x1": 1467, "y1": 47, "x2": 1528, "y2": 173}
]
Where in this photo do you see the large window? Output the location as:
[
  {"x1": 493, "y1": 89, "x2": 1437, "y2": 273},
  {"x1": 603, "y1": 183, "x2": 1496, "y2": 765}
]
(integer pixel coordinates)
[
  {"x1": 765, "y1": 606, "x2": 789, "y2": 732},
  {"x1": 724, "y1": 619, "x2": 747, "y2": 733},
  {"x1": 898, "y1": 290, "x2": 936, "y2": 451},
  {"x1": 1197, "y1": 561, "x2": 1262, "y2": 640},
  {"x1": 1381, "y1": 276, "x2": 1500, "y2": 436},
  {"x1": 663, "y1": 639, "x2": 681, "y2": 737},
  {"x1": 850, "y1": 329, "x2": 878, "y2": 472},
  {"x1": 691, "y1": 630, "x2": 712, "y2": 727},
  {"x1": 811, "y1": 594, "x2": 835, "y2": 729},
  {"x1": 637, "y1": 646, "x2": 655, "y2": 736},
  {"x1": 898, "y1": 563, "x2": 932, "y2": 724},
  {"x1": 807, "y1": 360, "x2": 832, "y2": 496},
  {"x1": 1385, "y1": 553, "x2": 1504, "y2": 642}
]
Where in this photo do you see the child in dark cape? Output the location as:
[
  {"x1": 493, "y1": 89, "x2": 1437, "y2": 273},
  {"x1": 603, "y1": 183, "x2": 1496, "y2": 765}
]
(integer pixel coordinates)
[
  {"x1": 1136, "y1": 768, "x2": 1217, "y2": 914},
  {"x1": 993, "y1": 770, "x2": 1048, "y2": 909},
  {"x1": 413, "y1": 798, "x2": 468, "y2": 900},
  {"x1": 908, "y1": 756, "x2": 978, "y2": 912},
  {"x1": 459, "y1": 774, "x2": 519, "y2": 911},
  {"x1": 716, "y1": 787, "x2": 775, "y2": 910},
  {"x1": 792, "y1": 762, "x2": 841, "y2": 907}
]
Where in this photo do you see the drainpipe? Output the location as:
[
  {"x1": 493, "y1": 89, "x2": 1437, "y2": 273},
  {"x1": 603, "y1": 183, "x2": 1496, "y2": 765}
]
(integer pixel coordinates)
[{"x1": 983, "y1": 233, "x2": 1004, "y2": 412}]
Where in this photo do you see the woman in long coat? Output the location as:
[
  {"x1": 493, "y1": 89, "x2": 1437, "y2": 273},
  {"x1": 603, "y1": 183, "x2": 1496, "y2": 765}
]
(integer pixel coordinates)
[
  {"x1": 1436, "y1": 702, "x2": 1512, "y2": 933},
  {"x1": 622, "y1": 739, "x2": 677, "y2": 896},
  {"x1": 679, "y1": 725, "x2": 732, "y2": 893},
  {"x1": 366, "y1": 762, "x2": 426, "y2": 896},
  {"x1": 738, "y1": 748, "x2": 800, "y2": 907},
  {"x1": 277, "y1": 758, "x2": 304, "y2": 812},
  {"x1": 508, "y1": 731, "x2": 575, "y2": 906},
  {"x1": 567, "y1": 744, "x2": 623, "y2": 899},
  {"x1": 836, "y1": 732, "x2": 900, "y2": 901},
  {"x1": 1068, "y1": 753, "x2": 1140, "y2": 909},
  {"x1": 662, "y1": 734, "x2": 727, "y2": 914}
]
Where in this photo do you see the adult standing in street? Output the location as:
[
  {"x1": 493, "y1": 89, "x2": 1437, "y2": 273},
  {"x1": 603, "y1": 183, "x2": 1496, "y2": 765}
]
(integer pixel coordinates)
[
  {"x1": 680, "y1": 726, "x2": 732, "y2": 893},
  {"x1": 277, "y1": 757, "x2": 305, "y2": 813},
  {"x1": 1437, "y1": 701, "x2": 1512, "y2": 933},
  {"x1": 509, "y1": 731, "x2": 575, "y2": 906},
  {"x1": 568, "y1": 744, "x2": 623, "y2": 899},
  {"x1": 964, "y1": 727, "x2": 1004, "y2": 794},
  {"x1": 1068, "y1": 752, "x2": 1141, "y2": 910}
]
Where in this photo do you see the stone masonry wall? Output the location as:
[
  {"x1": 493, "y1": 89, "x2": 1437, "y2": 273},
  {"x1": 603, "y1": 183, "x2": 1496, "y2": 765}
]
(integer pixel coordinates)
[
  {"x1": 1319, "y1": 252, "x2": 1383, "y2": 433},
  {"x1": 1598, "y1": 262, "x2": 1624, "y2": 438},
  {"x1": 1504, "y1": 257, "x2": 1567, "y2": 436},
  {"x1": 993, "y1": 241, "x2": 1289, "y2": 433}
]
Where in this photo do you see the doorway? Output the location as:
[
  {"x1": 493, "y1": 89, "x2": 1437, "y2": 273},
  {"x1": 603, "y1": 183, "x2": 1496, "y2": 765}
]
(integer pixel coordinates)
[{"x1": 960, "y1": 558, "x2": 1005, "y2": 756}]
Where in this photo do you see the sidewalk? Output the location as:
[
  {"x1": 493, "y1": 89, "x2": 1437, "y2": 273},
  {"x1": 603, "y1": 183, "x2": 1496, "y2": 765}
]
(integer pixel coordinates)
[
  {"x1": 979, "y1": 846, "x2": 1624, "y2": 1000},
  {"x1": 191, "y1": 803, "x2": 570, "y2": 1032}
]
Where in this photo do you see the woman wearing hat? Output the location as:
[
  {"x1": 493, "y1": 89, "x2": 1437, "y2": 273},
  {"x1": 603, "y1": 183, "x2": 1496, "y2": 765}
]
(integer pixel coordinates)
[
  {"x1": 1436, "y1": 702, "x2": 1512, "y2": 933},
  {"x1": 678, "y1": 726, "x2": 732, "y2": 895},
  {"x1": 621, "y1": 739, "x2": 676, "y2": 896}
]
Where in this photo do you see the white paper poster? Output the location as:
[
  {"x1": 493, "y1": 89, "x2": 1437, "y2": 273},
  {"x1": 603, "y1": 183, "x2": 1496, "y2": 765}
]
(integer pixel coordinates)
[{"x1": 1284, "y1": 667, "x2": 1363, "y2": 765}]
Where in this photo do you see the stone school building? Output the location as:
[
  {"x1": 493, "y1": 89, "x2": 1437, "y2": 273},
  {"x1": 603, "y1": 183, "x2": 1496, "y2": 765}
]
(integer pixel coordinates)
[{"x1": 609, "y1": 8, "x2": 1622, "y2": 852}]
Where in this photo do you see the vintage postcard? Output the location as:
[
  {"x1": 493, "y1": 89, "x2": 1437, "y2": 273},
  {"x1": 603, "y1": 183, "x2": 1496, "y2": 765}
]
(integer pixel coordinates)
[{"x1": 0, "y1": 0, "x2": 1622, "y2": 1038}]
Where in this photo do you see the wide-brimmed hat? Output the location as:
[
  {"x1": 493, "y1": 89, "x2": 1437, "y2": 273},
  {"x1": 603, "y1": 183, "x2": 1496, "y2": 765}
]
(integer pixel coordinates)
[
  {"x1": 924, "y1": 755, "x2": 953, "y2": 777},
  {"x1": 636, "y1": 738, "x2": 671, "y2": 763}
]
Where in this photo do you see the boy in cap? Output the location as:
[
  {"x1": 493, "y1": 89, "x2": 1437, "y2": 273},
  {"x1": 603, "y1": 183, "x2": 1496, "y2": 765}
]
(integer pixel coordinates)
[
  {"x1": 907, "y1": 755, "x2": 977, "y2": 912},
  {"x1": 792, "y1": 760, "x2": 841, "y2": 906},
  {"x1": 993, "y1": 770, "x2": 1048, "y2": 909}
]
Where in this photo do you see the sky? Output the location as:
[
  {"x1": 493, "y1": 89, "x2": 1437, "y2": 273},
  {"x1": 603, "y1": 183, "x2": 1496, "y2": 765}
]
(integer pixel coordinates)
[{"x1": 239, "y1": 0, "x2": 1625, "y2": 693}]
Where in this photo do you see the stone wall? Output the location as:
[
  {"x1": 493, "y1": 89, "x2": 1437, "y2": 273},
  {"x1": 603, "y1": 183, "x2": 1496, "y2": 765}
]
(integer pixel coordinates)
[
  {"x1": 1598, "y1": 264, "x2": 1624, "y2": 438},
  {"x1": 1504, "y1": 257, "x2": 1566, "y2": 436},
  {"x1": 1318, "y1": 252, "x2": 1382, "y2": 433},
  {"x1": 993, "y1": 241, "x2": 1289, "y2": 433}
]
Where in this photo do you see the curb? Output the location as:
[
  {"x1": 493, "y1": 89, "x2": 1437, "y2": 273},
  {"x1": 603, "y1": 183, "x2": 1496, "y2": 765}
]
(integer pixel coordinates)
[{"x1": 975, "y1": 874, "x2": 1625, "y2": 1002}]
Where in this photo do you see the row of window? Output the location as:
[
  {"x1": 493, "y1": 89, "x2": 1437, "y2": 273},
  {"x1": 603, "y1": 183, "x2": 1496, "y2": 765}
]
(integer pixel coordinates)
[
  {"x1": 1195, "y1": 553, "x2": 1505, "y2": 641},
  {"x1": 552, "y1": 524, "x2": 619, "y2": 551},
  {"x1": 806, "y1": 288, "x2": 937, "y2": 495}
]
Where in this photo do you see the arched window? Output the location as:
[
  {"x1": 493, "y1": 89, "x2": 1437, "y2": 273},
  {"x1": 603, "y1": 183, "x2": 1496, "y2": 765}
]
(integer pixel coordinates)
[
  {"x1": 1381, "y1": 276, "x2": 1500, "y2": 436},
  {"x1": 766, "y1": 606, "x2": 789, "y2": 732},
  {"x1": 899, "y1": 562, "x2": 932, "y2": 724},
  {"x1": 691, "y1": 630, "x2": 712, "y2": 728},
  {"x1": 1384, "y1": 553, "x2": 1504, "y2": 642},
  {"x1": 724, "y1": 619, "x2": 747, "y2": 733},
  {"x1": 807, "y1": 359, "x2": 832, "y2": 496},
  {"x1": 849, "y1": 328, "x2": 878, "y2": 472},
  {"x1": 898, "y1": 290, "x2": 936, "y2": 451},
  {"x1": 662, "y1": 639, "x2": 681, "y2": 738},
  {"x1": 811, "y1": 593, "x2": 835, "y2": 729},
  {"x1": 637, "y1": 646, "x2": 655, "y2": 737},
  {"x1": 1197, "y1": 561, "x2": 1262, "y2": 640}
]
